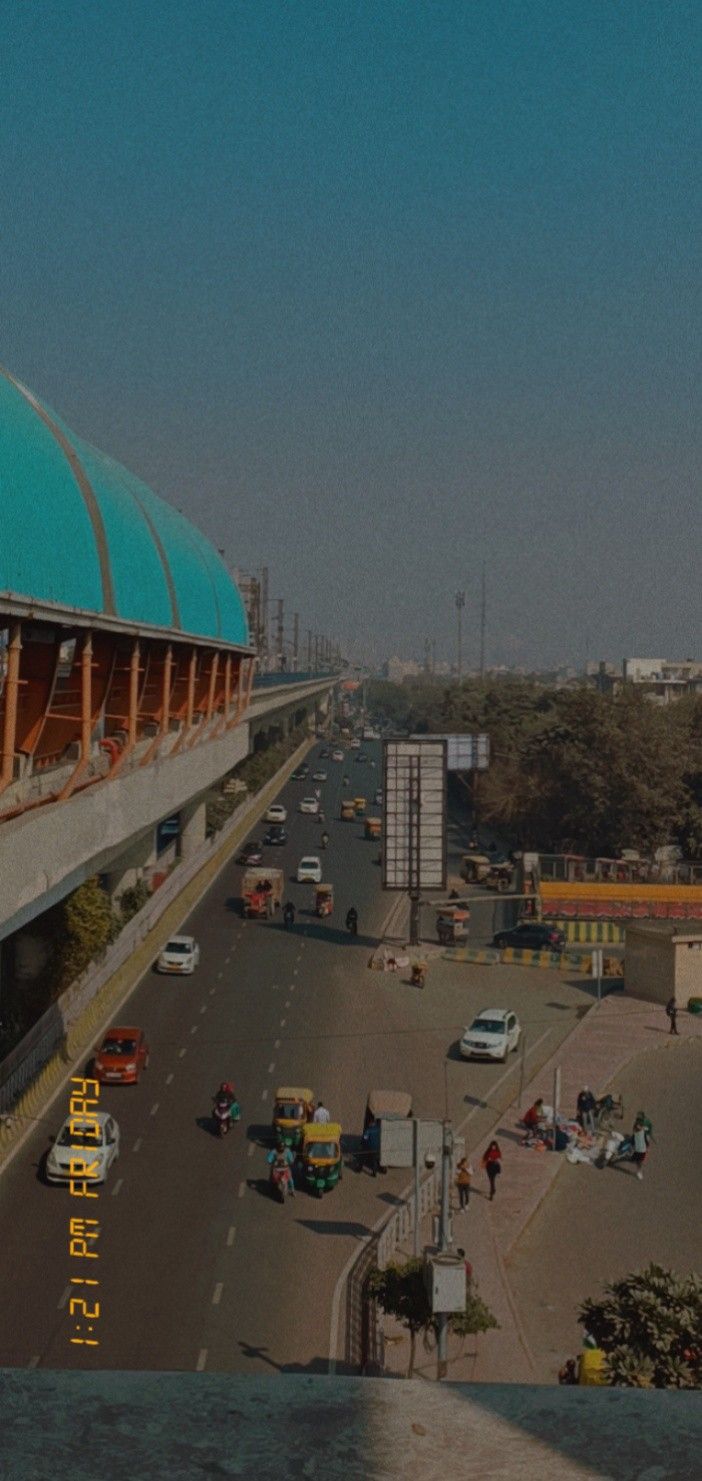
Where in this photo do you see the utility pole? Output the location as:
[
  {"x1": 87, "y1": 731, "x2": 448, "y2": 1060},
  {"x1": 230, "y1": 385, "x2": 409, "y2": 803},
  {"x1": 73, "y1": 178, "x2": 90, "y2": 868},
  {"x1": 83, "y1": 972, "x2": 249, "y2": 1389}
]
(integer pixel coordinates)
[
  {"x1": 276, "y1": 598, "x2": 284, "y2": 671},
  {"x1": 293, "y1": 613, "x2": 299, "y2": 671},
  {"x1": 260, "y1": 566, "x2": 269, "y2": 671},
  {"x1": 431, "y1": 641, "x2": 436, "y2": 675},
  {"x1": 479, "y1": 563, "x2": 486, "y2": 680},
  {"x1": 307, "y1": 629, "x2": 312, "y2": 672},
  {"x1": 455, "y1": 591, "x2": 466, "y2": 683},
  {"x1": 314, "y1": 634, "x2": 319, "y2": 673},
  {"x1": 436, "y1": 1120, "x2": 453, "y2": 1378}
]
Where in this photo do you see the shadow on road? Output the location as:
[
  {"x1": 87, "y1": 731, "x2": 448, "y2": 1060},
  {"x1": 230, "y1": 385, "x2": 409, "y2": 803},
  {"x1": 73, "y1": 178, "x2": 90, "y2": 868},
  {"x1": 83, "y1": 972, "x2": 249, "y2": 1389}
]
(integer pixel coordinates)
[
  {"x1": 259, "y1": 920, "x2": 377, "y2": 949},
  {"x1": 296, "y1": 1219, "x2": 372, "y2": 1238},
  {"x1": 246, "y1": 1122, "x2": 274, "y2": 1145},
  {"x1": 237, "y1": 1340, "x2": 358, "y2": 1375}
]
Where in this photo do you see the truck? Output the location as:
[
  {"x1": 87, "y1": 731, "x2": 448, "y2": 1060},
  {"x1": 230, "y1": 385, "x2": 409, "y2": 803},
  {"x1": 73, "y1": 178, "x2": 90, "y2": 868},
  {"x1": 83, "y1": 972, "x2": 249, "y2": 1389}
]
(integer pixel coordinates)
[{"x1": 242, "y1": 867, "x2": 284, "y2": 919}]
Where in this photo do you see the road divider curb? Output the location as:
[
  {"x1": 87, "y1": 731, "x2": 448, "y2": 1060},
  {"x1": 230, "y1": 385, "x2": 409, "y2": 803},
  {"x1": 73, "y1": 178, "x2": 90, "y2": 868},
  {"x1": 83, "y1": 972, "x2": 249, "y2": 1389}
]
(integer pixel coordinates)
[
  {"x1": 442, "y1": 946, "x2": 500, "y2": 965},
  {"x1": 545, "y1": 919, "x2": 625, "y2": 944}
]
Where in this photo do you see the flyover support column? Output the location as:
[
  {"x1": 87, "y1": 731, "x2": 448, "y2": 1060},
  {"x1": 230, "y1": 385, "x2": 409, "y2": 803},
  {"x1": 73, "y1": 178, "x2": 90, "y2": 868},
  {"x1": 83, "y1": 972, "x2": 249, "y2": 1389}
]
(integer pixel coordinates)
[
  {"x1": 0, "y1": 623, "x2": 22, "y2": 796},
  {"x1": 179, "y1": 797, "x2": 208, "y2": 860}
]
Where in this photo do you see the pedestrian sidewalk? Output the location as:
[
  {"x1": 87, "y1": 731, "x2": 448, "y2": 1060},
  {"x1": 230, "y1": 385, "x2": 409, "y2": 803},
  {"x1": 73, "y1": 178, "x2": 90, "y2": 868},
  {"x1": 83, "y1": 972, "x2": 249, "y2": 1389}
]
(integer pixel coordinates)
[{"x1": 381, "y1": 995, "x2": 702, "y2": 1383}]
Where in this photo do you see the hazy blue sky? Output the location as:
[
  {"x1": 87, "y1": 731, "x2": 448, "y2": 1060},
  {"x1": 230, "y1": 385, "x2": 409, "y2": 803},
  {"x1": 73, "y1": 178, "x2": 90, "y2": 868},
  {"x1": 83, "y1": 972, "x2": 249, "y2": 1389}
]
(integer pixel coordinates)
[{"x1": 2, "y1": 1, "x2": 700, "y2": 669}]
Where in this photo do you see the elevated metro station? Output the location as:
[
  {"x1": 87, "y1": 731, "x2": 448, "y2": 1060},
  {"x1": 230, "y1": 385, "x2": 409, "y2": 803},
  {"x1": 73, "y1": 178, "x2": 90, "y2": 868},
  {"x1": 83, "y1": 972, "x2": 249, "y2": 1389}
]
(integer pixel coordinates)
[{"x1": 0, "y1": 367, "x2": 337, "y2": 978}]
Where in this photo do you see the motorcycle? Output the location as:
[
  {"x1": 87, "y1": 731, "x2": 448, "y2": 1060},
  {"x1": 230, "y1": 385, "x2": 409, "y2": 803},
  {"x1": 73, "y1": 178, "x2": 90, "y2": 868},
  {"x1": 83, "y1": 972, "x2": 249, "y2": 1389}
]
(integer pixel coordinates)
[
  {"x1": 320, "y1": 832, "x2": 329, "y2": 850},
  {"x1": 283, "y1": 907, "x2": 295, "y2": 930},
  {"x1": 270, "y1": 1164, "x2": 293, "y2": 1202},
  {"x1": 411, "y1": 962, "x2": 426, "y2": 989},
  {"x1": 213, "y1": 1095, "x2": 241, "y2": 1138},
  {"x1": 346, "y1": 913, "x2": 358, "y2": 936}
]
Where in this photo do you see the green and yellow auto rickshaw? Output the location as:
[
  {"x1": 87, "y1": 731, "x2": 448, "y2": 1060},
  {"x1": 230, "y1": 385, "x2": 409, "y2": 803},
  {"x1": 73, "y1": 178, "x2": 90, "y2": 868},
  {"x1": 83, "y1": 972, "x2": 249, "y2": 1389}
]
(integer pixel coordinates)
[
  {"x1": 272, "y1": 1087, "x2": 314, "y2": 1150},
  {"x1": 299, "y1": 1122, "x2": 343, "y2": 1197}
]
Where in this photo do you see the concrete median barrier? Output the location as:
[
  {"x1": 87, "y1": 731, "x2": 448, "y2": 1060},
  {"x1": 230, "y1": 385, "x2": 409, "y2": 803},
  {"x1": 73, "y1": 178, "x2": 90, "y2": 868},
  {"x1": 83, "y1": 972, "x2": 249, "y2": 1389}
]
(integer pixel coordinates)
[
  {"x1": 545, "y1": 919, "x2": 624, "y2": 944},
  {"x1": 442, "y1": 946, "x2": 501, "y2": 965}
]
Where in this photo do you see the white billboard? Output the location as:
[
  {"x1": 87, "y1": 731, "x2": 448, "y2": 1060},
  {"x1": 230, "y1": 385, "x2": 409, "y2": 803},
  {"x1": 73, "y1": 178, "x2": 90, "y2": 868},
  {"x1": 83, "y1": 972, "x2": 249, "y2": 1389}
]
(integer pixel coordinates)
[
  {"x1": 440, "y1": 733, "x2": 490, "y2": 771},
  {"x1": 382, "y1": 737, "x2": 447, "y2": 891}
]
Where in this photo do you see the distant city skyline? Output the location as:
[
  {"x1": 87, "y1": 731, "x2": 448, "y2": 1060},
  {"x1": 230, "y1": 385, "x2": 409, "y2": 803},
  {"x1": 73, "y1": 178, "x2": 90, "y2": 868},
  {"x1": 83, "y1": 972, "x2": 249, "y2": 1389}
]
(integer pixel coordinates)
[{"x1": 3, "y1": 2, "x2": 700, "y2": 668}]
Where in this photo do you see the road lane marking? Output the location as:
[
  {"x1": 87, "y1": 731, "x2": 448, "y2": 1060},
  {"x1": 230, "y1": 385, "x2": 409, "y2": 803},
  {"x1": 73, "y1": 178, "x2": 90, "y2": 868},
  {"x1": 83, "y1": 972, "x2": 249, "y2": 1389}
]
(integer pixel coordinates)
[
  {"x1": 284, "y1": 1000, "x2": 291, "y2": 1009},
  {"x1": 268, "y1": 1062, "x2": 275, "y2": 1074},
  {"x1": 196, "y1": 1349, "x2": 208, "y2": 1371},
  {"x1": 248, "y1": 1142, "x2": 255, "y2": 1158},
  {"x1": 212, "y1": 1283, "x2": 224, "y2": 1306},
  {"x1": 179, "y1": 1048, "x2": 187, "y2": 1058},
  {"x1": 200, "y1": 1005, "x2": 207, "y2": 1015},
  {"x1": 133, "y1": 1138, "x2": 142, "y2": 1152},
  {"x1": 293, "y1": 968, "x2": 299, "y2": 976},
  {"x1": 217, "y1": 971, "x2": 223, "y2": 980},
  {"x1": 150, "y1": 1102, "x2": 159, "y2": 1116},
  {"x1": 190, "y1": 1025, "x2": 198, "y2": 1035},
  {"x1": 261, "y1": 1089, "x2": 268, "y2": 1101},
  {"x1": 274, "y1": 1039, "x2": 281, "y2": 1050},
  {"x1": 111, "y1": 1178, "x2": 123, "y2": 1198},
  {"x1": 225, "y1": 956, "x2": 231, "y2": 964},
  {"x1": 27, "y1": 1356, "x2": 40, "y2": 1369},
  {"x1": 57, "y1": 1286, "x2": 70, "y2": 1310},
  {"x1": 227, "y1": 1226, "x2": 236, "y2": 1246},
  {"x1": 166, "y1": 1073, "x2": 174, "y2": 1085},
  {"x1": 238, "y1": 1181, "x2": 246, "y2": 1198},
  {"x1": 280, "y1": 1019, "x2": 286, "y2": 1028}
]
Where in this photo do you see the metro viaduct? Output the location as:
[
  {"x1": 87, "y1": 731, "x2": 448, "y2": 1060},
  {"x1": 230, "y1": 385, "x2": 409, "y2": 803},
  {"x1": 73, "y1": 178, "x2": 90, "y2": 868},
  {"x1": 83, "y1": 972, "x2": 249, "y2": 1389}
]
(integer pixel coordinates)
[{"x1": 0, "y1": 366, "x2": 338, "y2": 959}]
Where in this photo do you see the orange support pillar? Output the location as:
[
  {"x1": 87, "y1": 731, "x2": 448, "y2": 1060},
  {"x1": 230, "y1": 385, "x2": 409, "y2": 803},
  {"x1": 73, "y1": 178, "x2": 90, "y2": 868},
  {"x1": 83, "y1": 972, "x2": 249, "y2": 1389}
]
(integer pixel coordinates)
[
  {"x1": 59, "y1": 632, "x2": 93, "y2": 801},
  {"x1": 0, "y1": 622, "x2": 22, "y2": 796}
]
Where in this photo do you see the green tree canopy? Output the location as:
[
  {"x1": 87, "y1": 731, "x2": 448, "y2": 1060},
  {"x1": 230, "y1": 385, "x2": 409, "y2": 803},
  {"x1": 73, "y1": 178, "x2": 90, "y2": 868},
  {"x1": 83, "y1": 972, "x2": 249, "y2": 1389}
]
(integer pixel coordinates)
[{"x1": 579, "y1": 1264, "x2": 702, "y2": 1389}]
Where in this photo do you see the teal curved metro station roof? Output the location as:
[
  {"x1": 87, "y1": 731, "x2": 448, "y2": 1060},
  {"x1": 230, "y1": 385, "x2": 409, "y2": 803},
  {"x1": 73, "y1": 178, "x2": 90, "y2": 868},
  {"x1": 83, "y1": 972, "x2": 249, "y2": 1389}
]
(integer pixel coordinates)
[{"x1": 0, "y1": 367, "x2": 249, "y2": 647}]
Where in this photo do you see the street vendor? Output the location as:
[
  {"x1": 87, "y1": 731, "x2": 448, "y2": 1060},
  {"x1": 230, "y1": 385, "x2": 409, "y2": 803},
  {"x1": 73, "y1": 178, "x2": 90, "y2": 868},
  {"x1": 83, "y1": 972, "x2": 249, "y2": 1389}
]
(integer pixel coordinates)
[{"x1": 522, "y1": 1097, "x2": 546, "y2": 1132}]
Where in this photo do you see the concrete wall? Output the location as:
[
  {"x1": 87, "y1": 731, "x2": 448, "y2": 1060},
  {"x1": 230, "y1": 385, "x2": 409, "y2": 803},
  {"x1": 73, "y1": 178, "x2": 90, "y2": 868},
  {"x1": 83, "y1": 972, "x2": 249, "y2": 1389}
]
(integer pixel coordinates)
[
  {"x1": 624, "y1": 931, "x2": 673, "y2": 1005},
  {"x1": 674, "y1": 940, "x2": 702, "y2": 1003}
]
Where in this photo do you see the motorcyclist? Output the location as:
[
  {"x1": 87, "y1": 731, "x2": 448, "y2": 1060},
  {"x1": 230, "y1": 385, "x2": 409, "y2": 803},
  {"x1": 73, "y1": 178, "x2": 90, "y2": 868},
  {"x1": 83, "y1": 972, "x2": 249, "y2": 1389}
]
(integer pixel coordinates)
[
  {"x1": 283, "y1": 901, "x2": 296, "y2": 929},
  {"x1": 342, "y1": 775, "x2": 350, "y2": 787},
  {"x1": 320, "y1": 830, "x2": 330, "y2": 849},
  {"x1": 346, "y1": 906, "x2": 358, "y2": 935},
  {"x1": 267, "y1": 1139, "x2": 295, "y2": 1197}
]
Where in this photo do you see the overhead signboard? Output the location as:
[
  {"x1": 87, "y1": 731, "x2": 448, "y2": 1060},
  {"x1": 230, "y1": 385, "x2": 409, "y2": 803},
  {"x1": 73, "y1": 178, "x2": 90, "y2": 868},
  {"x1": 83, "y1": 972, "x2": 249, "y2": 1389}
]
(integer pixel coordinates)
[
  {"x1": 438, "y1": 733, "x2": 490, "y2": 771},
  {"x1": 382, "y1": 737, "x2": 447, "y2": 892}
]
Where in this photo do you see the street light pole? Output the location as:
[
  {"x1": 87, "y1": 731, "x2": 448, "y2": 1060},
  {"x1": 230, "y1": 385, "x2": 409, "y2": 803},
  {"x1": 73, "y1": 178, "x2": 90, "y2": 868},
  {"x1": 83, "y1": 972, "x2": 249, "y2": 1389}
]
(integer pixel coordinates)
[
  {"x1": 455, "y1": 591, "x2": 466, "y2": 683},
  {"x1": 437, "y1": 1119, "x2": 453, "y2": 1379}
]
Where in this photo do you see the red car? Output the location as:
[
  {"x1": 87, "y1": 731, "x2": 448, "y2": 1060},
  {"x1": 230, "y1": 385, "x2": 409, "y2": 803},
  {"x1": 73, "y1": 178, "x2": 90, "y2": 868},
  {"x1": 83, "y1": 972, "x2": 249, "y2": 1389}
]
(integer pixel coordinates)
[{"x1": 93, "y1": 1026, "x2": 150, "y2": 1085}]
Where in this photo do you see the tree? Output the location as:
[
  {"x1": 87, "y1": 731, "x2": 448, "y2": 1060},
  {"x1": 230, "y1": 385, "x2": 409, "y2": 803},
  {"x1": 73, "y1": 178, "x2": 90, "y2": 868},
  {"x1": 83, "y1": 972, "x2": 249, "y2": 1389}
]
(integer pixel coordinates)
[
  {"x1": 368, "y1": 1257, "x2": 498, "y2": 1378},
  {"x1": 54, "y1": 877, "x2": 119, "y2": 992},
  {"x1": 579, "y1": 1265, "x2": 702, "y2": 1389}
]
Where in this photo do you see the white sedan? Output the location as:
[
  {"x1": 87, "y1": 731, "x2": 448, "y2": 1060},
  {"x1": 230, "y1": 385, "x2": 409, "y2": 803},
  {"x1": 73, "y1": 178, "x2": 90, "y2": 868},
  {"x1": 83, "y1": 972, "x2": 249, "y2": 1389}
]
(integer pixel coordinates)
[
  {"x1": 46, "y1": 1112, "x2": 120, "y2": 1186},
  {"x1": 157, "y1": 935, "x2": 200, "y2": 974},
  {"x1": 460, "y1": 1008, "x2": 521, "y2": 1063},
  {"x1": 299, "y1": 796, "x2": 320, "y2": 815},
  {"x1": 312, "y1": 770, "x2": 328, "y2": 782},
  {"x1": 332, "y1": 750, "x2": 344, "y2": 762},
  {"x1": 297, "y1": 855, "x2": 322, "y2": 883},
  {"x1": 265, "y1": 803, "x2": 287, "y2": 824}
]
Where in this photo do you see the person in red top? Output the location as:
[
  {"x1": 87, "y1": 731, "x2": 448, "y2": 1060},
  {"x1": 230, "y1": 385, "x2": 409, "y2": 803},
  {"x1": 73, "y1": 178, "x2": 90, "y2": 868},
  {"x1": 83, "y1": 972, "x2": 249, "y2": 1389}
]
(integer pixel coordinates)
[
  {"x1": 482, "y1": 1140, "x2": 502, "y2": 1200},
  {"x1": 522, "y1": 1098, "x2": 545, "y2": 1131}
]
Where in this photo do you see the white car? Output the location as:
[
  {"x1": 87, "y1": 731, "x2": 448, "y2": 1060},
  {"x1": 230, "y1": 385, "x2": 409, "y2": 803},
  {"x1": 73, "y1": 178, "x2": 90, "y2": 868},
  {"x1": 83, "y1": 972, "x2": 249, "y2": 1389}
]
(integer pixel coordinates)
[
  {"x1": 312, "y1": 770, "x2": 327, "y2": 782},
  {"x1": 349, "y1": 738, "x2": 361, "y2": 749},
  {"x1": 299, "y1": 796, "x2": 320, "y2": 815},
  {"x1": 297, "y1": 855, "x2": 322, "y2": 883},
  {"x1": 332, "y1": 750, "x2": 344, "y2": 762},
  {"x1": 460, "y1": 1008, "x2": 521, "y2": 1063},
  {"x1": 46, "y1": 1112, "x2": 120, "y2": 1186},
  {"x1": 157, "y1": 935, "x2": 200, "y2": 974},
  {"x1": 265, "y1": 803, "x2": 287, "y2": 824}
]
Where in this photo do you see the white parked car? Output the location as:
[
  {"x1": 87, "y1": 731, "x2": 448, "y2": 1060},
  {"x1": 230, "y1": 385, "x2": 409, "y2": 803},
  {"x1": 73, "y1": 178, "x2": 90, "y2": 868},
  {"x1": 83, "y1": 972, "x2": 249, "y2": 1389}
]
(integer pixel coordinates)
[
  {"x1": 265, "y1": 803, "x2": 287, "y2": 824},
  {"x1": 299, "y1": 796, "x2": 320, "y2": 815},
  {"x1": 297, "y1": 855, "x2": 322, "y2": 883},
  {"x1": 332, "y1": 750, "x2": 344, "y2": 762},
  {"x1": 157, "y1": 935, "x2": 200, "y2": 974},
  {"x1": 460, "y1": 1008, "x2": 521, "y2": 1063},
  {"x1": 312, "y1": 770, "x2": 327, "y2": 782},
  {"x1": 46, "y1": 1112, "x2": 120, "y2": 1186}
]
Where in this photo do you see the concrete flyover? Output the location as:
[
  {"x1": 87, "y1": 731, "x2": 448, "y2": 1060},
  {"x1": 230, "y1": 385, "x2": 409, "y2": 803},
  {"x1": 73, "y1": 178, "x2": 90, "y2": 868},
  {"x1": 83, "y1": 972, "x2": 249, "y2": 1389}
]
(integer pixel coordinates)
[{"x1": 0, "y1": 363, "x2": 340, "y2": 949}]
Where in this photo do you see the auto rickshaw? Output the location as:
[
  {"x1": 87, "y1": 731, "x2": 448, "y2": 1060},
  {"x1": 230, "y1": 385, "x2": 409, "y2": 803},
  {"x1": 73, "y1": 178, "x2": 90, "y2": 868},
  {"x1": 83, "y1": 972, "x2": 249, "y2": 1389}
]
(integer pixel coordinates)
[
  {"x1": 354, "y1": 796, "x2": 367, "y2": 817},
  {"x1": 299, "y1": 1122, "x2": 343, "y2": 1197},
  {"x1": 485, "y1": 862, "x2": 515, "y2": 893},
  {"x1": 272, "y1": 1086, "x2": 314, "y2": 1150},
  {"x1": 365, "y1": 816, "x2": 382, "y2": 841},
  {"x1": 315, "y1": 883, "x2": 334, "y2": 917},
  {"x1": 341, "y1": 799, "x2": 356, "y2": 821},
  {"x1": 436, "y1": 906, "x2": 470, "y2": 947},
  {"x1": 460, "y1": 851, "x2": 491, "y2": 884}
]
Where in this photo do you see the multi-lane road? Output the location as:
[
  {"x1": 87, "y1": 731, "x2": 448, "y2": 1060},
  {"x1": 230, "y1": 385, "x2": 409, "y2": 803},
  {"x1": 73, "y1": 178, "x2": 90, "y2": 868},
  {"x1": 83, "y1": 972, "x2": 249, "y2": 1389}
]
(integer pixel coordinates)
[{"x1": 0, "y1": 740, "x2": 593, "y2": 1374}]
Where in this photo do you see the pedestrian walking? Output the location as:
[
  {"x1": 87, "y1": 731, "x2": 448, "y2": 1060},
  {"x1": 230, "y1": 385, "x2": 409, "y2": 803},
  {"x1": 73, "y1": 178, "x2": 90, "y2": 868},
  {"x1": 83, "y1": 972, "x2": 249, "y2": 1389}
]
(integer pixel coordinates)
[
  {"x1": 576, "y1": 1086, "x2": 597, "y2": 1135},
  {"x1": 481, "y1": 1140, "x2": 502, "y2": 1200},
  {"x1": 455, "y1": 1156, "x2": 473, "y2": 1211},
  {"x1": 312, "y1": 1101, "x2": 331, "y2": 1124},
  {"x1": 631, "y1": 1115, "x2": 650, "y2": 1181},
  {"x1": 665, "y1": 996, "x2": 679, "y2": 1036}
]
